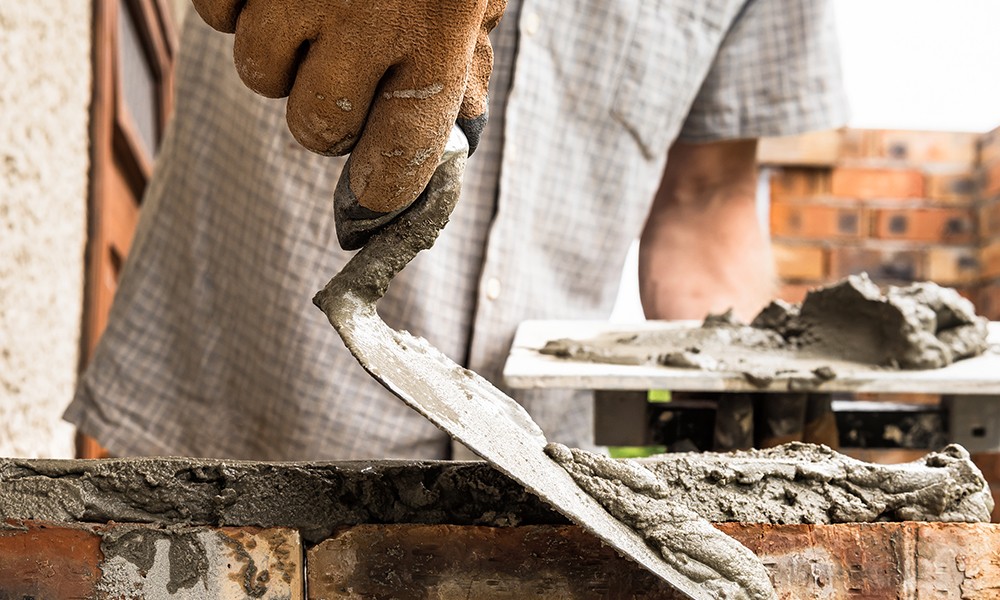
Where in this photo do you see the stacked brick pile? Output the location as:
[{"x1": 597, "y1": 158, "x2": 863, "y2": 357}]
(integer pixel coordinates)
[{"x1": 761, "y1": 126, "x2": 1000, "y2": 319}]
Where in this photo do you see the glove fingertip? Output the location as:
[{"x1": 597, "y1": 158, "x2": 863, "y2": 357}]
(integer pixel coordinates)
[
  {"x1": 456, "y1": 111, "x2": 488, "y2": 156},
  {"x1": 334, "y1": 161, "x2": 403, "y2": 250}
]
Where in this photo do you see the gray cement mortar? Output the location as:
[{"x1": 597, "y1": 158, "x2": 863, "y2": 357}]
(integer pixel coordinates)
[
  {"x1": 541, "y1": 274, "x2": 991, "y2": 389},
  {"x1": 545, "y1": 442, "x2": 991, "y2": 600},
  {"x1": 2, "y1": 444, "x2": 990, "y2": 546}
]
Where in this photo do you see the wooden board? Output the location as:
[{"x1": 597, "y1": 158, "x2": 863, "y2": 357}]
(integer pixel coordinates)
[
  {"x1": 504, "y1": 320, "x2": 1000, "y2": 394},
  {"x1": 308, "y1": 523, "x2": 1000, "y2": 599}
]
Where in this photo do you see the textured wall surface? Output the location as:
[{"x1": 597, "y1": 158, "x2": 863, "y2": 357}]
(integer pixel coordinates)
[{"x1": 0, "y1": 2, "x2": 92, "y2": 457}]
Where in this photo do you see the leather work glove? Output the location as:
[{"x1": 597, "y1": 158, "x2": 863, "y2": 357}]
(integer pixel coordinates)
[{"x1": 192, "y1": 0, "x2": 506, "y2": 249}]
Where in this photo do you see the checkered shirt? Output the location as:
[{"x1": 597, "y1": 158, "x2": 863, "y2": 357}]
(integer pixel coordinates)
[{"x1": 65, "y1": 0, "x2": 847, "y2": 459}]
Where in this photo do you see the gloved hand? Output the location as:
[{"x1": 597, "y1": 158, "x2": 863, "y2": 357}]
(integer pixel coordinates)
[{"x1": 191, "y1": 0, "x2": 506, "y2": 249}]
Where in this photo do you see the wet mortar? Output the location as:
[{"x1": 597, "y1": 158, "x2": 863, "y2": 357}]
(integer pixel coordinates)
[{"x1": 541, "y1": 274, "x2": 991, "y2": 389}]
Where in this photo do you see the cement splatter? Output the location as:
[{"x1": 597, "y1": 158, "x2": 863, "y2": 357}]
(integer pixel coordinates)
[{"x1": 541, "y1": 274, "x2": 991, "y2": 389}]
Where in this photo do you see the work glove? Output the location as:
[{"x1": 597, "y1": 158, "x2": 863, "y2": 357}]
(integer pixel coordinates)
[{"x1": 191, "y1": 0, "x2": 506, "y2": 249}]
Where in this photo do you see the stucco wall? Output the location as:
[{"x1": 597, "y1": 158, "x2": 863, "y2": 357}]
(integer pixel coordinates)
[{"x1": 0, "y1": 1, "x2": 92, "y2": 457}]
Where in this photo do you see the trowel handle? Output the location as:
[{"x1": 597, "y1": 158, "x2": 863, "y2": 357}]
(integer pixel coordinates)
[{"x1": 315, "y1": 126, "x2": 468, "y2": 308}]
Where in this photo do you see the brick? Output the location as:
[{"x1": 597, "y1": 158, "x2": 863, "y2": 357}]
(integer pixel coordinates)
[
  {"x1": 778, "y1": 283, "x2": 814, "y2": 304},
  {"x1": 768, "y1": 167, "x2": 832, "y2": 202},
  {"x1": 983, "y1": 160, "x2": 1000, "y2": 198},
  {"x1": 839, "y1": 448, "x2": 932, "y2": 464},
  {"x1": 309, "y1": 523, "x2": 1000, "y2": 599},
  {"x1": 981, "y1": 126, "x2": 1000, "y2": 166},
  {"x1": 982, "y1": 241, "x2": 1000, "y2": 279},
  {"x1": 98, "y1": 526, "x2": 303, "y2": 599},
  {"x1": 771, "y1": 201, "x2": 867, "y2": 240},
  {"x1": 831, "y1": 166, "x2": 924, "y2": 199},
  {"x1": 757, "y1": 129, "x2": 842, "y2": 166},
  {"x1": 979, "y1": 199, "x2": 1000, "y2": 240},
  {"x1": 827, "y1": 245, "x2": 923, "y2": 282},
  {"x1": 926, "y1": 246, "x2": 981, "y2": 285},
  {"x1": 971, "y1": 452, "x2": 1000, "y2": 485},
  {"x1": 916, "y1": 523, "x2": 1000, "y2": 593},
  {"x1": 0, "y1": 522, "x2": 102, "y2": 598},
  {"x1": 871, "y1": 207, "x2": 976, "y2": 243},
  {"x1": 0, "y1": 523, "x2": 303, "y2": 598},
  {"x1": 771, "y1": 242, "x2": 826, "y2": 280},
  {"x1": 979, "y1": 280, "x2": 1000, "y2": 320},
  {"x1": 924, "y1": 168, "x2": 980, "y2": 204},
  {"x1": 842, "y1": 129, "x2": 980, "y2": 166}
]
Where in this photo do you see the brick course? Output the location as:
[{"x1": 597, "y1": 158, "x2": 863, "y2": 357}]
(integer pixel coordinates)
[{"x1": 766, "y1": 127, "x2": 1000, "y2": 321}]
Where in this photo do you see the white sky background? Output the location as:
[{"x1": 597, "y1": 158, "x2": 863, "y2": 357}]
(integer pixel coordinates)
[
  {"x1": 610, "y1": 0, "x2": 1000, "y2": 322},
  {"x1": 836, "y1": 0, "x2": 1000, "y2": 133}
]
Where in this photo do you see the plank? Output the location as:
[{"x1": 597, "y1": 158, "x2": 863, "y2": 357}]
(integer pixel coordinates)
[
  {"x1": 308, "y1": 523, "x2": 1000, "y2": 599},
  {"x1": 504, "y1": 320, "x2": 1000, "y2": 394}
]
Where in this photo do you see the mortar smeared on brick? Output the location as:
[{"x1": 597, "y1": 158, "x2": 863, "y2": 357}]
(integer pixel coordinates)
[
  {"x1": 541, "y1": 274, "x2": 991, "y2": 389},
  {"x1": 99, "y1": 527, "x2": 209, "y2": 595},
  {"x1": 546, "y1": 442, "x2": 992, "y2": 600}
]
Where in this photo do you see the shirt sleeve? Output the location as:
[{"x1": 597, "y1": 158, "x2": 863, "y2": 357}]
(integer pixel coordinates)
[{"x1": 678, "y1": 0, "x2": 849, "y2": 142}]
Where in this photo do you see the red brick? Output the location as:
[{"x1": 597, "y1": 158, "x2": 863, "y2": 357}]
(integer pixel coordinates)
[
  {"x1": 771, "y1": 201, "x2": 867, "y2": 240},
  {"x1": 771, "y1": 242, "x2": 826, "y2": 280},
  {"x1": 309, "y1": 523, "x2": 1000, "y2": 599},
  {"x1": 984, "y1": 160, "x2": 1000, "y2": 198},
  {"x1": 979, "y1": 199, "x2": 1000, "y2": 240},
  {"x1": 769, "y1": 167, "x2": 833, "y2": 203},
  {"x1": 0, "y1": 522, "x2": 101, "y2": 598},
  {"x1": 831, "y1": 167, "x2": 925, "y2": 199},
  {"x1": 980, "y1": 126, "x2": 1000, "y2": 166},
  {"x1": 982, "y1": 241, "x2": 1000, "y2": 280},
  {"x1": 758, "y1": 129, "x2": 843, "y2": 166},
  {"x1": 871, "y1": 207, "x2": 976, "y2": 243},
  {"x1": 926, "y1": 246, "x2": 981, "y2": 285},
  {"x1": 839, "y1": 448, "x2": 933, "y2": 464},
  {"x1": 924, "y1": 169, "x2": 980, "y2": 204},
  {"x1": 842, "y1": 129, "x2": 979, "y2": 166},
  {"x1": 778, "y1": 283, "x2": 814, "y2": 304},
  {"x1": 827, "y1": 245, "x2": 923, "y2": 282},
  {"x1": 979, "y1": 280, "x2": 1000, "y2": 320}
]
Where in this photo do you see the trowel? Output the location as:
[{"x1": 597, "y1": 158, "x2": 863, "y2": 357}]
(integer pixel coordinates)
[{"x1": 313, "y1": 127, "x2": 769, "y2": 600}]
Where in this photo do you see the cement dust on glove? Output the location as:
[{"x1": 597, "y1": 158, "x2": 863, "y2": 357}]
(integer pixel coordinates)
[{"x1": 191, "y1": 0, "x2": 507, "y2": 249}]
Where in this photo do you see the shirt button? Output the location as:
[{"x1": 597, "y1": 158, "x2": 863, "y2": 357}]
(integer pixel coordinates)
[
  {"x1": 485, "y1": 277, "x2": 502, "y2": 301},
  {"x1": 522, "y1": 12, "x2": 540, "y2": 37}
]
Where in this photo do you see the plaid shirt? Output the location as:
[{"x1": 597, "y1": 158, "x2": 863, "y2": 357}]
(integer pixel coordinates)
[{"x1": 66, "y1": 0, "x2": 847, "y2": 460}]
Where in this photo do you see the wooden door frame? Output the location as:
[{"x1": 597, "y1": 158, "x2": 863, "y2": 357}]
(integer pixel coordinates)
[{"x1": 78, "y1": 0, "x2": 177, "y2": 458}]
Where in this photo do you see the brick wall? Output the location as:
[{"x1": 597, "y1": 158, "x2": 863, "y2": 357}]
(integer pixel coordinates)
[{"x1": 760, "y1": 127, "x2": 1000, "y2": 319}]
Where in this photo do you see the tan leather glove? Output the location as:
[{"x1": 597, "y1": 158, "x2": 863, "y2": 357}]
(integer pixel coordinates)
[{"x1": 192, "y1": 0, "x2": 506, "y2": 249}]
